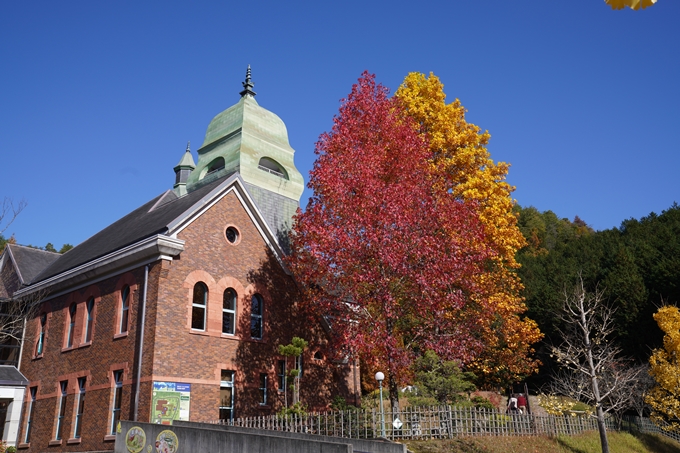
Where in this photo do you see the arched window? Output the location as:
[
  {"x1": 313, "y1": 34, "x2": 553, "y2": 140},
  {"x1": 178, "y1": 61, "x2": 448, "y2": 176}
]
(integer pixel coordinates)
[
  {"x1": 120, "y1": 286, "x2": 130, "y2": 334},
  {"x1": 192, "y1": 282, "x2": 208, "y2": 330},
  {"x1": 223, "y1": 288, "x2": 236, "y2": 335},
  {"x1": 84, "y1": 297, "x2": 95, "y2": 343},
  {"x1": 35, "y1": 314, "x2": 47, "y2": 356},
  {"x1": 66, "y1": 304, "x2": 76, "y2": 347},
  {"x1": 207, "y1": 157, "x2": 225, "y2": 175},
  {"x1": 250, "y1": 294, "x2": 263, "y2": 339},
  {"x1": 257, "y1": 157, "x2": 288, "y2": 180}
]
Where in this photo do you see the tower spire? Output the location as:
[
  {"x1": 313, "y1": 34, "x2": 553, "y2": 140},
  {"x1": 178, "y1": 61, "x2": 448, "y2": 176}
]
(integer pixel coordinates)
[
  {"x1": 239, "y1": 65, "x2": 256, "y2": 98},
  {"x1": 173, "y1": 141, "x2": 196, "y2": 196}
]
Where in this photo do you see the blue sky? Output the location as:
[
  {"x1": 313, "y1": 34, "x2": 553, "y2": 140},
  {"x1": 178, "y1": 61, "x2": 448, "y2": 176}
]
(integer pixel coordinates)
[{"x1": 2, "y1": 1, "x2": 679, "y2": 249}]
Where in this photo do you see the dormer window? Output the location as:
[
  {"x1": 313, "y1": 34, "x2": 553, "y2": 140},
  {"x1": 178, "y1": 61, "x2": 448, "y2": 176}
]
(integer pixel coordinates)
[
  {"x1": 197, "y1": 156, "x2": 226, "y2": 182},
  {"x1": 208, "y1": 157, "x2": 224, "y2": 174},
  {"x1": 206, "y1": 157, "x2": 225, "y2": 175},
  {"x1": 258, "y1": 157, "x2": 288, "y2": 180}
]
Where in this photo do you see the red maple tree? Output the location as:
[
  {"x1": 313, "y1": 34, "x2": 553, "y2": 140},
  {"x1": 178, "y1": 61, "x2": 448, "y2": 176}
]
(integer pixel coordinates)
[{"x1": 289, "y1": 73, "x2": 493, "y2": 408}]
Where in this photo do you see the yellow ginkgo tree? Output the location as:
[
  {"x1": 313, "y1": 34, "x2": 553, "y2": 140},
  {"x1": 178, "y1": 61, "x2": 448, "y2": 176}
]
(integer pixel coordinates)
[
  {"x1": 605, "y1": 0, "x2": 657, "y2": 10},
  {"x1": 395, "y1": 73, "x2": 542, "y2": 387},
  {"x1": 647, "y1": 306, "x2": 680, "y2": 431}
]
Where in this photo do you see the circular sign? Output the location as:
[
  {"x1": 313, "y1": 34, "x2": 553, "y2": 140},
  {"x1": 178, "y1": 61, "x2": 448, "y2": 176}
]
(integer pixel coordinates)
[
  {"x1": 155, "y1": 430, "x2": 179, "y2": 453},
  {"x1": 125, "y1": 426, "x2": 146, "y2": 453}
]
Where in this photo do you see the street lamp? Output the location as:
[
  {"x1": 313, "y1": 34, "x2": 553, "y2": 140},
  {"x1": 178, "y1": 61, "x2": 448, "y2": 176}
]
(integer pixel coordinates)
[{"x1": 375, "y1": 371, "x2": 386, "y2": 438}]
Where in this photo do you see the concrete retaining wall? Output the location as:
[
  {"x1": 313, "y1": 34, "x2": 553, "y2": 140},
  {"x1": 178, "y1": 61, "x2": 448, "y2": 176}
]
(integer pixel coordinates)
[
  {"x1": 174, "y1": 420, "x2": 407, "y2": 453},
  {"x1": 115, "y1": 420, "x2": 352, "y2": 453}
]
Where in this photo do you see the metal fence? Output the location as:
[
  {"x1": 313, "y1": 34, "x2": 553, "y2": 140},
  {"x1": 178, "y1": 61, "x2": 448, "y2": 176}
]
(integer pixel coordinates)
[
  {"x1": 216, "y1": 406, "x2": 625, "y2": 440},
  {"x1": 622, "y1": 415, "x2": 680, "y2": 445}
]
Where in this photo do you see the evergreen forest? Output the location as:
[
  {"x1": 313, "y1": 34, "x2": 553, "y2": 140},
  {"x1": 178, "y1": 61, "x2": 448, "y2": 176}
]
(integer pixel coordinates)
[{"x1": 515, "y1": 202, "x2": 680, "y2": 385}]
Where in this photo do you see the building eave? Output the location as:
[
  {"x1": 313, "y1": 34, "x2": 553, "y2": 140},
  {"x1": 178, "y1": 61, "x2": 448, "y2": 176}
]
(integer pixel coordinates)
[{"x1": 15, "y1": 234, "x2": 184, "y2": 299}]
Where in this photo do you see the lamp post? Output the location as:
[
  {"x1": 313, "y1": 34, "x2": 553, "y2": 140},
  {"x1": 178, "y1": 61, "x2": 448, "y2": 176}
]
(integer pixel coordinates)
[{"x1": 375, "y1": 371, "x2": 386, "y2": 438}]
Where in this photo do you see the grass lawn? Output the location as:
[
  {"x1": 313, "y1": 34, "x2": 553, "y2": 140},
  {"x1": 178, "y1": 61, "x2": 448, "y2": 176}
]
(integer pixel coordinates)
[{"x1": 404, "y1": 431, "x2": 680, "y2": 453}]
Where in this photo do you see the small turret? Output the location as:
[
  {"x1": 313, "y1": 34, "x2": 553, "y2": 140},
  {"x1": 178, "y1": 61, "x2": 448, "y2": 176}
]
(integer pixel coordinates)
[{"x1": 173, "y1": 142, "x2": 196, "y2": 196}]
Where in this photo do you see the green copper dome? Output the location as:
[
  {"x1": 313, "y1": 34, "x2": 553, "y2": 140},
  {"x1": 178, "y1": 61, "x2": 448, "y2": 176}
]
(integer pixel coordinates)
[
  {"x1": 185, "y1": 84, "x2": 304, "y2": 204},
  {"x1": 182, "y1": 68, "x2": 304, "y2": 244}
]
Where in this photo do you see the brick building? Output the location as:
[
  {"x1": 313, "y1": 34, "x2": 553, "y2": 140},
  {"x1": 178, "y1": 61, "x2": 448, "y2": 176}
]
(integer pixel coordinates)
[{"x1": 4, "y1": 69, "x2": 360, "y2": 452}]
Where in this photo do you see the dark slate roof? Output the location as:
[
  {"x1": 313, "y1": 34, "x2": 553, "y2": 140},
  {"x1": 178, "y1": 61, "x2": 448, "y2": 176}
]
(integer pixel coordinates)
[
  {"x1": 33, "y1": 177, "x2": 228, "y2": 283},
  {"x1": 8, "y1": 245, "x2": 61, "y2": 285},
  {"x1": 0, "y1": 365, "x2": 28, "y2": 386}
]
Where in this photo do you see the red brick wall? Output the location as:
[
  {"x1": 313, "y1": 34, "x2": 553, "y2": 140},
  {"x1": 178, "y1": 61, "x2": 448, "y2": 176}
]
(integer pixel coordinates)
[
  {"x1": 18, "y1": 267, "x2": 148, "y2": 452},
  {"x1": 16, "y1": 187, "x2": 359, "y2": 453},
  {"x1": 151, "y1": 190, "x2": 358, "y2": 420}
]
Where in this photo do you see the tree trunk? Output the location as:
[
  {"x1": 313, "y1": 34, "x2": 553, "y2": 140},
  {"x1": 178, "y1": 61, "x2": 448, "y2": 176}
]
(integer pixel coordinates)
[
  {"x1": 388, "y1": 370, "x2": 399, "y2": 413},
  {"x1": 385, "y1": 317, "x2": 400, "y2": 413},
  {"x1": 595, "y1": 405, "x2": 610, "y2": 453},
  {"x1": 582, "y1": 302, "x2": 609, "y2": 453}
]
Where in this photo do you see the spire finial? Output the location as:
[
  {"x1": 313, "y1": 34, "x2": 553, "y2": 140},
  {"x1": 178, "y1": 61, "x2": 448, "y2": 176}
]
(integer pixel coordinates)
[
  {"x1": 239, "y1": 65, "x2": 256, "y2": 98},
  {"x1": 186, "y1": 141, "x2": 191, "y2": 152}
]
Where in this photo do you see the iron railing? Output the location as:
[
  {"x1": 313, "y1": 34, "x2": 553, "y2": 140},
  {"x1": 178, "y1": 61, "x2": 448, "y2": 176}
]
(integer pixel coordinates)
[{"x1": 214, "y1": 406, "x2": 624, "y2": 440}]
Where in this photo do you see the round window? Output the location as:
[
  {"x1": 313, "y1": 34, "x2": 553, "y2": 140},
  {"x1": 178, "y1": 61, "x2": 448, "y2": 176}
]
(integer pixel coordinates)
[{"x1": 225, "y1": 226, "x2": 239, "y2": 244}]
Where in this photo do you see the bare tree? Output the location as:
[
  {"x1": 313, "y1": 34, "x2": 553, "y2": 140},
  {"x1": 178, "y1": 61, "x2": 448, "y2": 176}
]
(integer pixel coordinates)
[
  {"x1": 0, "y1": 289, "x2": 45, "y2": 368},
  {"x1": 549, "y1": 361, "x2": 646, "y2": 426},
  {"x1": 0, "y1": 299, "x2": 31, "y2": 345},
  {"x1": 0, "y1": 197, "x2": 26, "y2": 236},
  {"x1": 630, "y1": 364, "x2": 654, "y2": 418},
  {"x1": 550, "y1": 275, "x2": 643, "y2": 453}
]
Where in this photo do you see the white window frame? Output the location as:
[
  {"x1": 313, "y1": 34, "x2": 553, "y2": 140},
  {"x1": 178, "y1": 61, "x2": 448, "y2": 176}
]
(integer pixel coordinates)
[
  {"x1": 219, "y1": 370, "x2": 235, "y2": 421},
  {"x1": 192, "y1": 283, "x2": 207, "y2": 331},
  {"x1": 250, "y1": 294, "x2": 263, "y2": 340},
  {"x1": 259, "y1": 373, "x2": 268, "y2": 406},
  {"x1": 66, "y1": 304, "x2": 76, "y2": 348},
  {"x1": 73, "y1": 377, "x2": 86, "y2": 438},
  {"x1": 24, "y1": 386, "x2": 36, "y2": 443},
  {"x1": 120, "y1": 286, "x2": 130, "y2": 334},
  {"x1": 35, "y1": 314, "x2": 46, "y2": 356},
  {"x1": 222, "y1": 289, "x2": 236, "y2": 335},
  {"x1": 55, "y1": 381, "x2": 67, "y2": 440},
  {"x1": 110, "y1": 371, "x2": 123, "y2": 434},
  {"x1": 84, "y1": 298, "x2": 94, "y2": 343}
]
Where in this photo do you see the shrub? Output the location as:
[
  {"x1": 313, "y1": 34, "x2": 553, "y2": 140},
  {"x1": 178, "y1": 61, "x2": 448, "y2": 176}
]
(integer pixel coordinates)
[
  {"x1": 331, "y1": 395, "x2": 359, "y2": 411},
  {"x1": 406, "y1": 395, "x2": 439, "y2": 407},
  {"x1": 413, "y1": 350, "x2": 476, "y2": 404},
  {"x1": 470, "y1": 396, "x2": 495, "y2": 410},
  {"x1": 363, "y1": 388, "x2": 391, "y2": 408},
  {"x1": 278, "y1": 402, "x2": 308, "y2": 417}
]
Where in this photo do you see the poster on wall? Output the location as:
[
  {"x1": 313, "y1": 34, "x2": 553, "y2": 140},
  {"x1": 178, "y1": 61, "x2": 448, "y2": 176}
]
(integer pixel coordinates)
[{"x1": 151, "y1": 381, "x2": 191, "y2": 425}]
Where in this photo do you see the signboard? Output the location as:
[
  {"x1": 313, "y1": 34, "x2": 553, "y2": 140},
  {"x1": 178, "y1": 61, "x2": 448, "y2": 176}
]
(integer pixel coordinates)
[{"x1": 151, "y1": 382, "x2": 191, "y2": 425}]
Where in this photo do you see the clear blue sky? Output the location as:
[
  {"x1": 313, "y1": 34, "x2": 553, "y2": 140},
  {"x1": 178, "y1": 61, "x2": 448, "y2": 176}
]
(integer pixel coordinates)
[{"x1": 2, "y1": 1, "x2": 678, "y2": 249}]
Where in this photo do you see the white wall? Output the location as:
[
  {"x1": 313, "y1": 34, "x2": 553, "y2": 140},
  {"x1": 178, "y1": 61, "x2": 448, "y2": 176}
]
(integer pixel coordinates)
[{"x1": 0, "y1": 386, "x2": 26, "y2": 446}]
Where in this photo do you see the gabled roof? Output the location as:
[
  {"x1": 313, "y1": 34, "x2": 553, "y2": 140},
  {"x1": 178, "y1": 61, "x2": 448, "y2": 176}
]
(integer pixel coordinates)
[
  {"x1": 23, "y1": 173, "x2": 288, "y2": 296},
  {"x1": 3, "y1": 244, "x2": 60, "y2": 286},
  {"x1": 33, "y1": 177, "x2": 227, "y2": 283}
]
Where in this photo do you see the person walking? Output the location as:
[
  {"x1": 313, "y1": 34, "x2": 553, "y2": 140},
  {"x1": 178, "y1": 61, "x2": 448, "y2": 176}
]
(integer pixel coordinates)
[
  {"x1": 517, "y1": 393, "x2": 527, "y2": 414},
  {"x1": 507, "y1": 394, "x2": 519, "y2": 414}
]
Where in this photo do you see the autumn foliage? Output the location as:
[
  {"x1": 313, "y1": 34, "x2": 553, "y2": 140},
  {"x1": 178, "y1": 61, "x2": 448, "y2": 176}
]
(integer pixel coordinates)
[
  {"x1": 647, "y1": 305, "x2": 680, "y2": 430},
  {"x1": 289, "y1": 73, "x2": 492, "y2": 404},
  {"x1": 395, "y1": 73, "x2": 542, "y2": 385}
]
